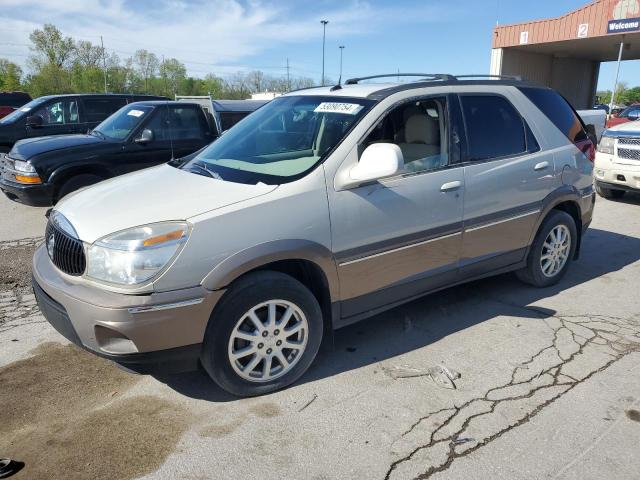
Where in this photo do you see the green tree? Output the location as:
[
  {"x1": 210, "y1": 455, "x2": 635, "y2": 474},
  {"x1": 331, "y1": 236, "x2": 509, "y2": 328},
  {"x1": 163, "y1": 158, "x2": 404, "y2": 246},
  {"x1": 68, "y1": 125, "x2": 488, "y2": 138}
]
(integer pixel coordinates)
[
  {"x1": 133, "y1": 49, "x2": 159, "y2": 93},
  {"x1": 29, "y1": 24, "x2": 75, "y2": 69},
  {"x1": 160, "y1": 58, "x2": 186, "y2": 96},
  {"x1": 0, "y1": 59, "x2": 23, "y2": 90}
]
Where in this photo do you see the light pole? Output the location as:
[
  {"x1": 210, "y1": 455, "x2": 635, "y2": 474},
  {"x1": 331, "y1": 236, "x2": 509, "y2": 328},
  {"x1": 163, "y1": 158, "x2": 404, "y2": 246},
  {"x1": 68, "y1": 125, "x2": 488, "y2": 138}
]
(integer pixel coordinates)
[
  {"x1": 339, "y1": 45, "x2": 345, "y2": 84},
  {"x1": 321, "y1": 20, "x2": 329, "y2": 86}
]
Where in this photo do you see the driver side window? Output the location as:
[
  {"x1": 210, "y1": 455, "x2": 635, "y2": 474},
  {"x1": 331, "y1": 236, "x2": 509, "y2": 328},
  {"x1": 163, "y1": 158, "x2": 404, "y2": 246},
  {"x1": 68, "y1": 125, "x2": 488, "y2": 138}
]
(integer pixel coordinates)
[
  {"x1": 142, "y1": 106, "x2": 168, "y2": 141},
  {"x1": 362, "y1": 97, "x2": 449, "y2": 174},
  {"x1": 34, "y1": 99, "x2": 79, "y2": 125}
]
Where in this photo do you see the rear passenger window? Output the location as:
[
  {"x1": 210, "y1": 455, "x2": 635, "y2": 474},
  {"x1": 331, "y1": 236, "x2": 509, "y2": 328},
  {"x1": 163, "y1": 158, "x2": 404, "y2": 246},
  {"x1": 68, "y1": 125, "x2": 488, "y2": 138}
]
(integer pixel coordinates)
[
  {"x1": 460, "y1": 95, "x2": 531, "y2": 162},
  {"x1": 518, "y1": 87, "x2": 587, "y2": 143},
  {"x1": 83, "y1": 98, "x2": 127, "y2": 123}
]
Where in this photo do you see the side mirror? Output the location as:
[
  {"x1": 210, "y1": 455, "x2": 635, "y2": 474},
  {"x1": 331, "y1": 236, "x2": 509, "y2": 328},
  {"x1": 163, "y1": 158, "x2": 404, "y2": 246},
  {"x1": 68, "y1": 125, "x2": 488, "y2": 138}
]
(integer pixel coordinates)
[
  {"x1": 135, "y1": 128, "x2": 154, "y2": 144},
  {"x1": 585, "y1": 124, "x2": 598, "y2": 145},
  {"x1": 346, "y1": 143, "x2": 404, "y2": 187},
  {"x1": 26, "y1": 115, "x2": 43, "y2": 128}
]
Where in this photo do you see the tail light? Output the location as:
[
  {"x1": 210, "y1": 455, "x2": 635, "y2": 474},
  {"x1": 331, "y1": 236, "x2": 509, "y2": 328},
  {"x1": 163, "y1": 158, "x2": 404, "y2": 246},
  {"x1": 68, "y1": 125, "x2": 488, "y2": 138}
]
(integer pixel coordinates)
[{"x1": 576, "y1": 138, "x2": 595, "y2": 163}]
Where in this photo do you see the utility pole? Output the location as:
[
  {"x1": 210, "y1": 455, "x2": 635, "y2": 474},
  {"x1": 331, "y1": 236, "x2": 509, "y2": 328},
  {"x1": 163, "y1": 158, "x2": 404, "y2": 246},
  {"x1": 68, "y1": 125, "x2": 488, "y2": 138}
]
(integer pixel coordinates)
[
  {"x1": 286, "y1": 57, "x2": 290, "y2": 92},
  {"x1": 338, "y1": 45, "x2": 345, "y2": 84},
  {"x1": 609, "y1": 42, "x2": 625, "y2": 114},
  {"x1": 162, "y1": 54, "x2": 168, "y2": 97},
  {"x1": 321, "y1": 20, "x2": 329, "y2": 86},
  {"x1": 100, "y1": 36, "x2": 107, "y2": 93}
]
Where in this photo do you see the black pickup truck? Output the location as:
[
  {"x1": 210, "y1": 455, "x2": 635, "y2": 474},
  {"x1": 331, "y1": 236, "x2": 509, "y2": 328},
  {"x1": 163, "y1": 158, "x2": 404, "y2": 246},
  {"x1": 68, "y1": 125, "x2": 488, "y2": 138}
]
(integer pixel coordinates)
[
  {"x1": 0, "y1": 93, "x2": 168, "y2": 153},
  {"x1": 0, "y1": 101, "x2": 227, "y2": 206}
]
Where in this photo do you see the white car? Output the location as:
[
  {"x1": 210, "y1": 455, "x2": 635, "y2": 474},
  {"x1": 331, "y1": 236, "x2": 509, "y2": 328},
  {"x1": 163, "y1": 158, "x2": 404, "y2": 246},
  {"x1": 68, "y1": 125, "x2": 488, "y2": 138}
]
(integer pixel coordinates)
[{"x1": 595, "y1": 122, "x2": 640, "y2": 199}]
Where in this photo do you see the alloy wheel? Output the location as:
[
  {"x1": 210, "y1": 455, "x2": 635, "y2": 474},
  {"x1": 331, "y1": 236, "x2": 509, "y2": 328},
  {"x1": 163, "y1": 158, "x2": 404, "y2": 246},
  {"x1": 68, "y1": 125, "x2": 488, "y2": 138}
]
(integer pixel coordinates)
[
  {"x1": 227, "y1": 300, "x2": 308, "y2": 382},
  {"x1": 540, "y1": 224, "x2": 571, "y2": 278}
]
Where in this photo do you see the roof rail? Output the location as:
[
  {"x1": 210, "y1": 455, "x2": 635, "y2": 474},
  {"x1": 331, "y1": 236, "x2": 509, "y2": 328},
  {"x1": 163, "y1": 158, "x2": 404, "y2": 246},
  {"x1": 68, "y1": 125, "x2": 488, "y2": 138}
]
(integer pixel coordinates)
[
  {"x1": 453, "y1": 74, "x2": 523, "y2": 81},
  {"x1": 344, "y1": 73, "x2": 455, "y2": 85}
]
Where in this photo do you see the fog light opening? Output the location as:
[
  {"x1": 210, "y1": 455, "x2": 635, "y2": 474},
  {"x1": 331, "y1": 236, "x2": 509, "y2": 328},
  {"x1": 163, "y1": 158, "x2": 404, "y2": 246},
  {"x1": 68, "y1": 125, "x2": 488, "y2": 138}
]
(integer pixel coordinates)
[{"x1": 94, "y1": 325, "x2": 138, "y2": 354}]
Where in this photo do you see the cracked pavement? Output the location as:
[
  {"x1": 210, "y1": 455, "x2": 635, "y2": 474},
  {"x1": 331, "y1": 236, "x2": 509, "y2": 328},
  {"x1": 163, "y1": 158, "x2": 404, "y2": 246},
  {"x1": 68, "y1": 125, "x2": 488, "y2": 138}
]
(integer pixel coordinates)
[
  {"x1": 385, "y1": 313, "x2": 640, "y2": 480},
  {"x1": 1, "y1": 192, "x2": 640, "y2": 480}
]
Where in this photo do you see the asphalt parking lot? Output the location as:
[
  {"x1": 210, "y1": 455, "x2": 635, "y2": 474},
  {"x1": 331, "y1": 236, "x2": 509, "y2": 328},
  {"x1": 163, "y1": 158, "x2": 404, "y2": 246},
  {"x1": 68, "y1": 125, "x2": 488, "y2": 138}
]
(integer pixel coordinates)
[{"x1": 1, "y1": 191, "x2": 639, "y2": 480}]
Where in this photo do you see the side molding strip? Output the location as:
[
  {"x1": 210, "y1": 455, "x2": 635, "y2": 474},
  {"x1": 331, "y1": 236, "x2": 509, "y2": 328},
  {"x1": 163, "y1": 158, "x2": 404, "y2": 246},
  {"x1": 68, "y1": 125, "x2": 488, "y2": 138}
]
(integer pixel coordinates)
[
  {"x1": 128, "y1": 297, "x2": 204, "y2": 314},
  {"x1": 338, "y1": 231, "x2": 462, "y2": 267},
  {"x1": 464, "y1": 209, "x2": 540, "y2": 233}
]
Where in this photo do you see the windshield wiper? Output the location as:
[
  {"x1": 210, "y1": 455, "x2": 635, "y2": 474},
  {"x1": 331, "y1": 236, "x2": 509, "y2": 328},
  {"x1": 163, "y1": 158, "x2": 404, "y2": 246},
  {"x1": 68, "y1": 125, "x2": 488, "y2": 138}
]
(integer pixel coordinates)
[
  {"x1": 90, "y1": 129, "x2": 106, "y2": 139},
  {"x1": 185, "y1": 163, "x2": 217, "y2": 179}
]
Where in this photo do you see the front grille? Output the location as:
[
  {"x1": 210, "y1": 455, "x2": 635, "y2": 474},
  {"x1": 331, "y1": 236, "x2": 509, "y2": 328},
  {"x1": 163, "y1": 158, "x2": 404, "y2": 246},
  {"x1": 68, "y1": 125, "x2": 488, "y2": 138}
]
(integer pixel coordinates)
[
  {"x1": 45, "y1": 219, "x2": 86, "y2": 276},
  {"x1": 617, "y1": 137, "x2": 640, "y2": 146},
  {"x1": 617, "y1": 147, "x2": 640, "y2": 161}
]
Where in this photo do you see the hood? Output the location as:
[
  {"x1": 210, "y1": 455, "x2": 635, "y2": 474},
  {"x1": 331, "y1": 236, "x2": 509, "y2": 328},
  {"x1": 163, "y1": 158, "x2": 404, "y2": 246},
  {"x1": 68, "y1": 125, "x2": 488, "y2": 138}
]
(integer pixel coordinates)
[
  {"x1": 604, "y1": 121, "x2": 640, "y2": 134},
  {"x1": 56, "y1": 164, "x2": 278, "y2": 243},
  {"x1": 10, "y1": 134, "x2": 104, "y2": 160}
]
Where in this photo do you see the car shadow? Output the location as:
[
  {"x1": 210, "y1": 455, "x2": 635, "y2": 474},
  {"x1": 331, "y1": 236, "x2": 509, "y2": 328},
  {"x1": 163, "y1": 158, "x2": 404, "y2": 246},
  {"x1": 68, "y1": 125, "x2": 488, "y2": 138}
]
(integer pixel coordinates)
[{"x1": 154, "y1": 227, "x2": 640, "y2": 402}]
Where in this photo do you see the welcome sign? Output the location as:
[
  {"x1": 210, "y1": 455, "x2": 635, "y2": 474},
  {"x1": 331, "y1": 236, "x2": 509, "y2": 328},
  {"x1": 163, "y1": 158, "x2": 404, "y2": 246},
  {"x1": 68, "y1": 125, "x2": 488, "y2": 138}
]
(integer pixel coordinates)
[{"x1": 608, "y1": 17, "x2": 640, "y2": 33}]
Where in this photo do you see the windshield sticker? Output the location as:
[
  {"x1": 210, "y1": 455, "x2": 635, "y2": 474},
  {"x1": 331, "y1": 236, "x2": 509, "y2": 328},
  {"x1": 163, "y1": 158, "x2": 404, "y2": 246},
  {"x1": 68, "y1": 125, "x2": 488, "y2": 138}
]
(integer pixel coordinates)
[
  {"x1": 127, "y1": 109, "x2": 145, "y2": 117},
  {"x1": 314, "y1": 102, "x2": 363, "y2": 115},
  {"x1": 20, "y1": 107, "x2": 31, "y2": 112}
]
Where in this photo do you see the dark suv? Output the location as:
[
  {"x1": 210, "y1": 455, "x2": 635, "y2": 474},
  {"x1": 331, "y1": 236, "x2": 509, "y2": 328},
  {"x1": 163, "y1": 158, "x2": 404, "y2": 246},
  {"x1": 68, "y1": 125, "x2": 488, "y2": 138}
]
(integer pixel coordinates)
[{"x1": 0, "y1": 93, "x2": 167, "y2": 152}]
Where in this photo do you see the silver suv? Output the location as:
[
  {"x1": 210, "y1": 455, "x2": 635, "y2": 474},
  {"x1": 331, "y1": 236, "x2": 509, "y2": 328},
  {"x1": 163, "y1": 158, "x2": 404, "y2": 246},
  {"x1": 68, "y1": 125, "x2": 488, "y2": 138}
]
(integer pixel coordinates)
[{"x1": 32, "y1": 74, "x2": 595, "y2": 397}]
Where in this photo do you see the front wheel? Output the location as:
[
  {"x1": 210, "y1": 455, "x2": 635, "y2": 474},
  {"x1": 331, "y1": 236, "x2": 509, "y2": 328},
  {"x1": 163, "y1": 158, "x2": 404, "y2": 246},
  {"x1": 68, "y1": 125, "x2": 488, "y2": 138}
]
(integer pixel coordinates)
[
  {"x1": 201, "y1": 271, "x2": 323, "y2": 397},
  {"x1": 516, "y1": 210, "x2": 577, "y2": 288}
]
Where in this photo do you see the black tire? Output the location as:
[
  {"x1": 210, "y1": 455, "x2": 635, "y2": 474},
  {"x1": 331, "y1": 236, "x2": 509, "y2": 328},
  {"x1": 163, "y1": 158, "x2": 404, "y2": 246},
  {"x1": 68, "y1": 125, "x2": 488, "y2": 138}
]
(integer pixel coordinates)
[
  {"x1": 595, "y1": 183, "x2": 625, "y2": 199},
  {"x1": 516, "y1": 210, "x2": 577, "y2": 288},
  {"x1": 201, "y1": 271, "x2": 323, "y2": 397},
  {"x1": 56, "y1": 174, "x2": 104, "y2": 202}
]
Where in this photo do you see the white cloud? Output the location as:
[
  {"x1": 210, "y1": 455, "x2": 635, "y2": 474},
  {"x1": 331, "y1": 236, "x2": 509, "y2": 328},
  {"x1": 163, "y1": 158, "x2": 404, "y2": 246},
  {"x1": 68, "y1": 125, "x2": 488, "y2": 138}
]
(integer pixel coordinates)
[{"x1": 0, "y1": 0, "x2": 458, "y2": 77}]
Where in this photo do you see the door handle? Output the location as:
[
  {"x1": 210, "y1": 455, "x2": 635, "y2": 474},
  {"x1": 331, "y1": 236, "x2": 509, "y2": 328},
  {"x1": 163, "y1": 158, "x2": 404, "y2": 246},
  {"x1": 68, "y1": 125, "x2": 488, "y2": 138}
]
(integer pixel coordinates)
[
  {"x1": 440, "y1": 180, "x2": 462, "y2": 192},
  {"x1": 534, "y1": 161, "x2": 550, "y2": 171}
]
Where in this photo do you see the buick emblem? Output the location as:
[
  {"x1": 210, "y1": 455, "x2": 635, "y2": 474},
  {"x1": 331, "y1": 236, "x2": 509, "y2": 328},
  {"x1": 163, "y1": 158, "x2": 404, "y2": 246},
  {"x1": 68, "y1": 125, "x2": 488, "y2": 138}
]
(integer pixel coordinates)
[{"x1": 47, "y1": 233, "x2": 55, "y2": 259}]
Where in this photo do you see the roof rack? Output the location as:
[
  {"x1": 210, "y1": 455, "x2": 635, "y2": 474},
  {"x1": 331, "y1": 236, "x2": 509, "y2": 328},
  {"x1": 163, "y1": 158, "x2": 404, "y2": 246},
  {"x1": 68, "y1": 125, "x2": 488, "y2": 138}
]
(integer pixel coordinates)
[
  {"x1": 344, "y1": 73, "x2": 455, "y2": 85},
  {"x1": 344, "y1": 73, "x2": 524, "y2": 85},
  {"x1": 454, "y1": 74, "x2": 523, "y2": 81}
]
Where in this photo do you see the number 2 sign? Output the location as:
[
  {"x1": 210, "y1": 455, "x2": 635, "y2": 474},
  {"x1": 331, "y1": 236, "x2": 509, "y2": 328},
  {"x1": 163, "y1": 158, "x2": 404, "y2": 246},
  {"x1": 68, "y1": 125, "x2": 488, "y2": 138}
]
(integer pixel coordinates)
[{"x1": 578, "y1": 23, "x2": 589, "y2": 38}]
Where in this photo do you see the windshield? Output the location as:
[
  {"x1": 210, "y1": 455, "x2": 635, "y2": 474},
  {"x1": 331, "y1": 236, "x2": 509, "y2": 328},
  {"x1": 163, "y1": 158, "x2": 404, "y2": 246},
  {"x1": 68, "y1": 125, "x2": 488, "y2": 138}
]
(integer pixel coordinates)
[
  {"x1": 181, "y1": 95, "x2": 374, "y2": 184},
  {"x1": 0, "y1": 97, "x2": 48, "y2": 125},
  {"x1": 93, "y1": 104, "x2": 154, "y2": 140},
  {"x1": 619, "y1": 105, "x2": 640, "y2": 118}
]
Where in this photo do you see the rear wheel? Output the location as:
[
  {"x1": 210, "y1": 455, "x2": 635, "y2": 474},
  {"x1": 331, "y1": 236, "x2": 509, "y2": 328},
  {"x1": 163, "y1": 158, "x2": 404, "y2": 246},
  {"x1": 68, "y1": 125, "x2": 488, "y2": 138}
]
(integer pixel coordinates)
[
  {"x1": 516, "y1": 210, "x2": 577, "y2": 287},
  {"x1": 595, "y1": 183, "x2": 625, "y2": 199},
  {"x1": 56, "y1": 174, "x2": 104, "y2": 202},
  {"x1": 201, "y1": 271, "x2": 323, "y2": 397}
]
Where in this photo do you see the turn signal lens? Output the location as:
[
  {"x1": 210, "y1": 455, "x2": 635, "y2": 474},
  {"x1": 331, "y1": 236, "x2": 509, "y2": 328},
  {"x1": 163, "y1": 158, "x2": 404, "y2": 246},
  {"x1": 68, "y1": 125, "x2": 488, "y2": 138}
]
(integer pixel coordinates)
[
  {"x1": 142, "y1": 229, "x2": 186, "y2": 247},
  {"x1": 15, "y1": 175, "x2": 42, "y2": 184}
]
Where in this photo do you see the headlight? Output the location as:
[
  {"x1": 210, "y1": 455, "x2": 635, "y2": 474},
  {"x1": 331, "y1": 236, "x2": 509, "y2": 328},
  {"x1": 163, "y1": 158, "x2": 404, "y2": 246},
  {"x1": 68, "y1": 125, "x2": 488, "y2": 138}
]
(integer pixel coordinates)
[
  {"x1": 598, "y1": 136, "x2": 615, "y2": 155},
  {"x1": 87, "y1": 222, "x2": 189, "y2": 285},
  {"x1": 13, "y1": 159, "x2": 37, "y2": 173}
]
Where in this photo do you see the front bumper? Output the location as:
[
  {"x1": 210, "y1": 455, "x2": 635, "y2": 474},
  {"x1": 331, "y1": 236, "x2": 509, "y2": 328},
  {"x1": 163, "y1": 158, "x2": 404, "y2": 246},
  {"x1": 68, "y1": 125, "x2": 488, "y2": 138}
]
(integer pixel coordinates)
[
  {"x1": 594, "y1": 153, "x2": 640, "y2": 192},
  {"x1": 32, "y1": 245, "x2": 225, "y2": 373},
  {"x1": 0, "y1": 177, "x2": 54, "y2": 206}
]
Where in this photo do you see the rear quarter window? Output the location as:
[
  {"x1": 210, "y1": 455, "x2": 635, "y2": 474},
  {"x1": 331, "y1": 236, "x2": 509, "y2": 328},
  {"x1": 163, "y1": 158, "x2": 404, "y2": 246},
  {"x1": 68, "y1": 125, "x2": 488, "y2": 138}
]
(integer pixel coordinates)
[{"x1": 518, "y1": 87, "x2": 587, "y2": 143}]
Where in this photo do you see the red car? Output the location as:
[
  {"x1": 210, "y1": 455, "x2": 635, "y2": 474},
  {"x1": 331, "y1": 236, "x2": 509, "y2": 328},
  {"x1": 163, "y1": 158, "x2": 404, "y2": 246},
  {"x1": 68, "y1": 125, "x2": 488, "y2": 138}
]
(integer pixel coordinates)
[
  {"x1": 0, "y1": 92, "x2": 32, "y2": 119},
  {"x1": 606, "y1": 103, "x2": 640, "y2": 127}
]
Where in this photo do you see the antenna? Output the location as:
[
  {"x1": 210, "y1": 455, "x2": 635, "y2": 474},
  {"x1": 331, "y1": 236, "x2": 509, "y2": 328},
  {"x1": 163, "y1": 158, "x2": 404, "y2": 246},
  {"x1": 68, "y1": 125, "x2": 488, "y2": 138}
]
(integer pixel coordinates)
[{"x1": 166, "y1": 101, "x2": 175, "y2": 161}]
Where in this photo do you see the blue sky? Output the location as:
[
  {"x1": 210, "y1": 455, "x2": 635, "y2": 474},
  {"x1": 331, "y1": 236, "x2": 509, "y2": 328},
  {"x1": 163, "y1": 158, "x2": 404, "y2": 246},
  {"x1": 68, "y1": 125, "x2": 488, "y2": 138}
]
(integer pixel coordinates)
[{"x1": 0, "y1": 0, "x2": 636, "y2": 91}]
